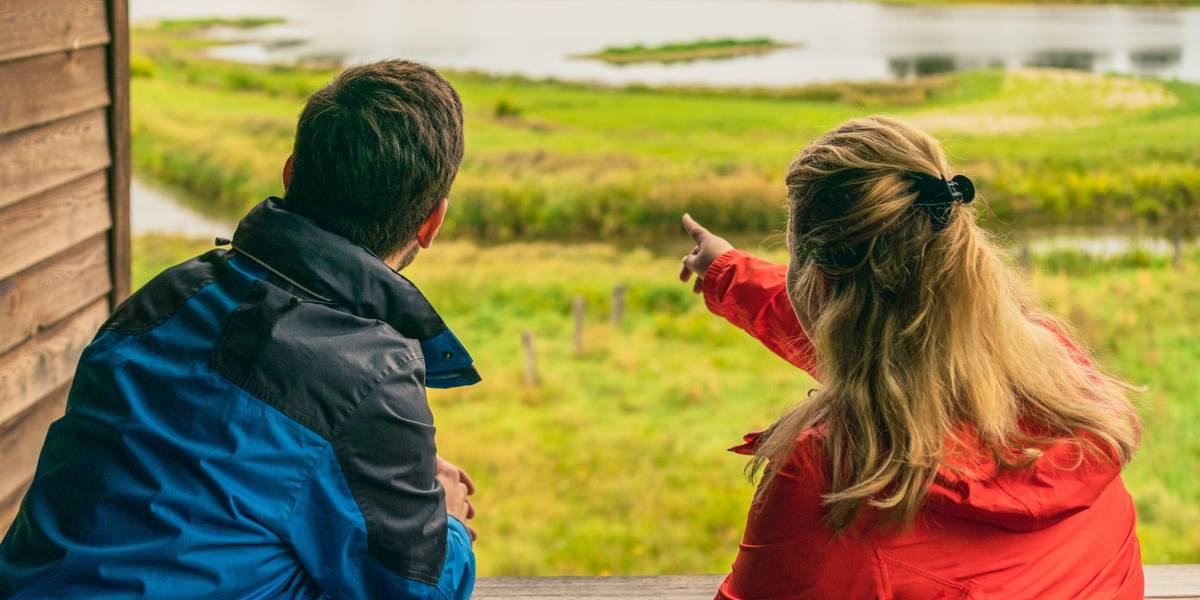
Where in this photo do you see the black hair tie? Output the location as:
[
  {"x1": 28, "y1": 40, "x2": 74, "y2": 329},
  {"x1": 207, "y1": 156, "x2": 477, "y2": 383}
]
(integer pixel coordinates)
[
  {"x1": 947, "y1": 174, "x2": 975, "y2": 205},
  {"x1": 910, "y1": 172, "x2": 975, "y2": 229}
]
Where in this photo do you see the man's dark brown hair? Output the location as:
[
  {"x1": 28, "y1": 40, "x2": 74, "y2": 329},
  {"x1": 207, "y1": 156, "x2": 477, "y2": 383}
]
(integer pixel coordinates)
[{"x1": 284, "y1": 60, "x2": 464, "y2": 259}]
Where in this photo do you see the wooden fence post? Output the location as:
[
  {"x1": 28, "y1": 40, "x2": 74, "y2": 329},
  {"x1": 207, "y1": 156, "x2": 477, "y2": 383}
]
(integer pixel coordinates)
[
  {"x1": 1172, "y1": 232, "x2": 1183, "y2": 270},
  {"x1": 522, "y1": 331, "x2": 539, "y2": 386},
  {"x1": 611, "y1": 284, "x2": 625, "y2": 326},
  {"x1": 573, "y1": 296, "x2": 586, "y2": 356}
]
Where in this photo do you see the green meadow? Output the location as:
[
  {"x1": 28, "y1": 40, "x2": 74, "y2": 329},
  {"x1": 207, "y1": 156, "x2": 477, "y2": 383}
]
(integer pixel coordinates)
[{"x1": 129, "y1": 21, "x2": 1200, "y2": 573}]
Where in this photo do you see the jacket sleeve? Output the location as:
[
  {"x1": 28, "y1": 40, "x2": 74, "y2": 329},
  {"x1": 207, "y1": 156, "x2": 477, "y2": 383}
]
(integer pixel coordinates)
[
  {"x1": 285, "y1": 366, "x2": 475, "y2": 600},
  {"x1": 701, "y1": 250, "x2": 818, "y2": 377}
]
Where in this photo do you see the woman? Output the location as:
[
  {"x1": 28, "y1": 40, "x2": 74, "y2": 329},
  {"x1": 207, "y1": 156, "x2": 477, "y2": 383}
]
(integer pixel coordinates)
[{"x1": 680, "y1": 117, "x2": 1142, "y2": 599}]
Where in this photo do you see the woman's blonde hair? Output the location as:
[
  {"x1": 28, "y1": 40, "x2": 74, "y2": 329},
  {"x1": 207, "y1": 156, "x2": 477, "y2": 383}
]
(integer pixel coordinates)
[{"x1": 750, "y1": 116, "x2": 1140, "y2": 530}]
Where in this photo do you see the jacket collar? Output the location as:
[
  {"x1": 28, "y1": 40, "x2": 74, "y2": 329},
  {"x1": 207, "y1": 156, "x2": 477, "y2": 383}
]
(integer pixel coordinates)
[{"x1": 230, "y1": 197, "x2": 480, "y2": 389}]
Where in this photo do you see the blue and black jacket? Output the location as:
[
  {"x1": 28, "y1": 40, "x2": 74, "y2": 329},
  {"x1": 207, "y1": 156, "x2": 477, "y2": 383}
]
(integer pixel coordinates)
[{"x1": 0, "y1": 198, "x2": 481, "y2": 599}]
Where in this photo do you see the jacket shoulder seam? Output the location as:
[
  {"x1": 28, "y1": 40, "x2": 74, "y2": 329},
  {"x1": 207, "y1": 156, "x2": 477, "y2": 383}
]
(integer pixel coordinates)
[
  {"x1": 211, "y1": 285, "x2": 425, "y2": 439},
  {"x1": 211, "y1": 287, "x2": 346, "y2": 436},
  {"x1": 104, "y1": 277, "x2": 214, "y2": 336},
  {"x1": 329, "y1": 356, "x2": 422, "y2": 438},
  {"x1": 328, "y1": 361, "x2": 441, "y2": 586},
  {"x1": 321, "y1": 435, "x2": 444, "y2": 587},
  {"x1": 104, "y1": 252, "x2": 231, "y2": 335}
]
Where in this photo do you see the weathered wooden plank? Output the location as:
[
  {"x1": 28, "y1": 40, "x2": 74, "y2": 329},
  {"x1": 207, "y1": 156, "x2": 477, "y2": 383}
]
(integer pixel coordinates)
[
  {"x1": 0, "y1": 0, "x2": 110, "y2": 64},
  {"x1": 0, "y1": 108, "x2": 110, "y2": 211},
  {"x1": 473, "y1": 575, "x2": 725, "y2": 599},
  {"x1": 0, "y1": 172, "x2": 112, "y2": 281},
  {"x1": 0, "y1": 236, "x2": 111, "y2": 355},
  {"x1": 473, "y1": 570, "x2": 1200, "y2": 599},
  {"x1": 106, "y1": 0, "x2": 131, "y2": 305},
  {"x1": 0, "y1": 386, "x2": 69, "y2": 522},
  {"x1": 0, "y1": 300, "x2": 106, "y2": 433},
  {"x1": 1146, "y1": 564, "x2": 1200, "y2": 599},
  {"x1": 0, "y1": 46, "x2": 110, "y2": 135}
]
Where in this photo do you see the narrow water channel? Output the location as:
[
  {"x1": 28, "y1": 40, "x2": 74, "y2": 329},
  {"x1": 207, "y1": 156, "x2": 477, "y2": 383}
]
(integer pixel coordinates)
[{"x1": 131, "y1": 179, "x2": 235, "y2": 240}]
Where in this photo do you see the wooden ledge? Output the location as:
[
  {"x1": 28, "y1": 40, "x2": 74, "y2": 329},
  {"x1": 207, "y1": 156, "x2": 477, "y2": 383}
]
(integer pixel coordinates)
[{"x1": 474, "y1": 565, "x2": 1200, "y2": 599}]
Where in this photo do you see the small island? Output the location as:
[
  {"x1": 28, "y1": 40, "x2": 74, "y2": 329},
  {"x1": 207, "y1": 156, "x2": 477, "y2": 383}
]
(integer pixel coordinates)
[{"x1": 577, "y1": 37, "x2": 796, "y2": 65}]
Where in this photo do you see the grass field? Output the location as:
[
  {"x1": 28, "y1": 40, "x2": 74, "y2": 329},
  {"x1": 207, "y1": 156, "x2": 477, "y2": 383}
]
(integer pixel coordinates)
[
  {"x1": 132, "y1": 236, "x2": 1200, "y2": 572},
  {"x1": 128, "y1": 20, "x2": 1200, "y2": 573}
]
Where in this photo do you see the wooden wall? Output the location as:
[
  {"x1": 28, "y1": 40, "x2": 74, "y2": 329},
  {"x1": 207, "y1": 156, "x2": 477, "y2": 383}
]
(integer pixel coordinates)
[{"x1": 0, "y1": 0, "x2": 130, "y2": 532}]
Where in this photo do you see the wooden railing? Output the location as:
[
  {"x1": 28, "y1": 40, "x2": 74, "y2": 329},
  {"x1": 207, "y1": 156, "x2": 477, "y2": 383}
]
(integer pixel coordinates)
[{"x1": 475, "y1": 565, "x2": 1200, "y2": 599}]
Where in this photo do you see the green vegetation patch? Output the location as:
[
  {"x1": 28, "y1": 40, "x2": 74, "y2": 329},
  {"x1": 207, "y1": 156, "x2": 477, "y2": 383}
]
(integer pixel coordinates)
[
  {"x1": 578, "y1": 37, "x2": 796, "y2": 65},
  {"x1": 132, "y1": 236, "x2": 1200, "y2": 571}
]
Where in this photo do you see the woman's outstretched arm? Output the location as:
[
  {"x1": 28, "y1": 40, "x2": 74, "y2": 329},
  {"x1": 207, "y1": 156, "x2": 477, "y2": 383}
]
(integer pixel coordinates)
[
  {"x1": 702, "y1": 250, "x2": 818, "y2": 375},
  {"x1": 680, "y1": 214, "x2": 818, "y2": 377}
]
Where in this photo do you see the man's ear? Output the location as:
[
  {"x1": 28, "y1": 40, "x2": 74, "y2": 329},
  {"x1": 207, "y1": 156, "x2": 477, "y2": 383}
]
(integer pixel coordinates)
[
  {"x1": 282, "y1": 155, "x2": 294, "y2": 191},
  {"x1": 416, "y1": 198, "x2": 448, "y2": 249}
]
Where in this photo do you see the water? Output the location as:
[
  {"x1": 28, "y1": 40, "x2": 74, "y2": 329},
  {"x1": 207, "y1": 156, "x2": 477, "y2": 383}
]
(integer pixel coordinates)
[
  {"x1": 131, "y1": 179, "x2": 234, "y2": 239},
  {"x1": 1023, "y1": 233, "x2": 1175, "y2": 259},
  {"x1": 131, "y1": 0, "x2": 1200, "y2": 87}
]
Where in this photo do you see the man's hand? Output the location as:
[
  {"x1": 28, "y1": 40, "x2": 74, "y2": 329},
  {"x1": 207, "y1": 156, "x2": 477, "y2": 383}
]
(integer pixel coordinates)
[
  {"x1": 436, "y1": 456, "x2": 477, "y2": 541},
  {"x1": 680, "y1": 213, "x2": 735, "y2": 294}
]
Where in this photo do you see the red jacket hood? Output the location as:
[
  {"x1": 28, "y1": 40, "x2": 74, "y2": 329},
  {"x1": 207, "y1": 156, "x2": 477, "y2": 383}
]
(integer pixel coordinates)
[
  {"x1": 925, "y1": 435, "x2": 1121, "y2": 532},
  {"x1": 731, "y1": 429, "x2": 1121, "y2": 532}
]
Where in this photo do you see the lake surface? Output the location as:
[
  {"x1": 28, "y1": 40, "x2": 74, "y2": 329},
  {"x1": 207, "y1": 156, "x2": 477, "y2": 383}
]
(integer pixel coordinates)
[{"x1": 131, "y1": 0, "x2": 1200, "y2": 87}]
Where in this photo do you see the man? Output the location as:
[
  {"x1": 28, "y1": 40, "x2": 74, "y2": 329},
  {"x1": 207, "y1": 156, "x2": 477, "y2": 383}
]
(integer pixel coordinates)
[{"x1": 0, "y1": 60, "x2": 479, "y2": 599}]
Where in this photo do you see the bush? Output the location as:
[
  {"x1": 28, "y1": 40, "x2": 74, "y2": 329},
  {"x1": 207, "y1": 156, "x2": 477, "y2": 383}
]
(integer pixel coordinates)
[
  {"x1": 130, "y1": 53, "x2": 157, "y2": 79},
  {"x1": 494, "y1": 96, "x2": 523, "y2": 119}
]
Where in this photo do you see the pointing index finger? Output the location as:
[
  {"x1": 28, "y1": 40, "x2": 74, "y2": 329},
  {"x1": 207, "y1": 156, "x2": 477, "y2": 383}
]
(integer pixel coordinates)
[{"x1": 682, "y1": 213, "x2": 709, "y2": 243}]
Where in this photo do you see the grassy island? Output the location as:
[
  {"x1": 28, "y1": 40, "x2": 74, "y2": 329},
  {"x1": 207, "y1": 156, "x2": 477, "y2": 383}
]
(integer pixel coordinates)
[{"x1": 577, "y1": 37, "x2": 795, "y2": 65}]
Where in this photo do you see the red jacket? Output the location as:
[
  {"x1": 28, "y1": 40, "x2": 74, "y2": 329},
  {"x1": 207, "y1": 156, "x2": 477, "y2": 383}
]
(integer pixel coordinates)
[{"x1": 704, "y1": 250, "x2": 1142, "y2": 600}]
